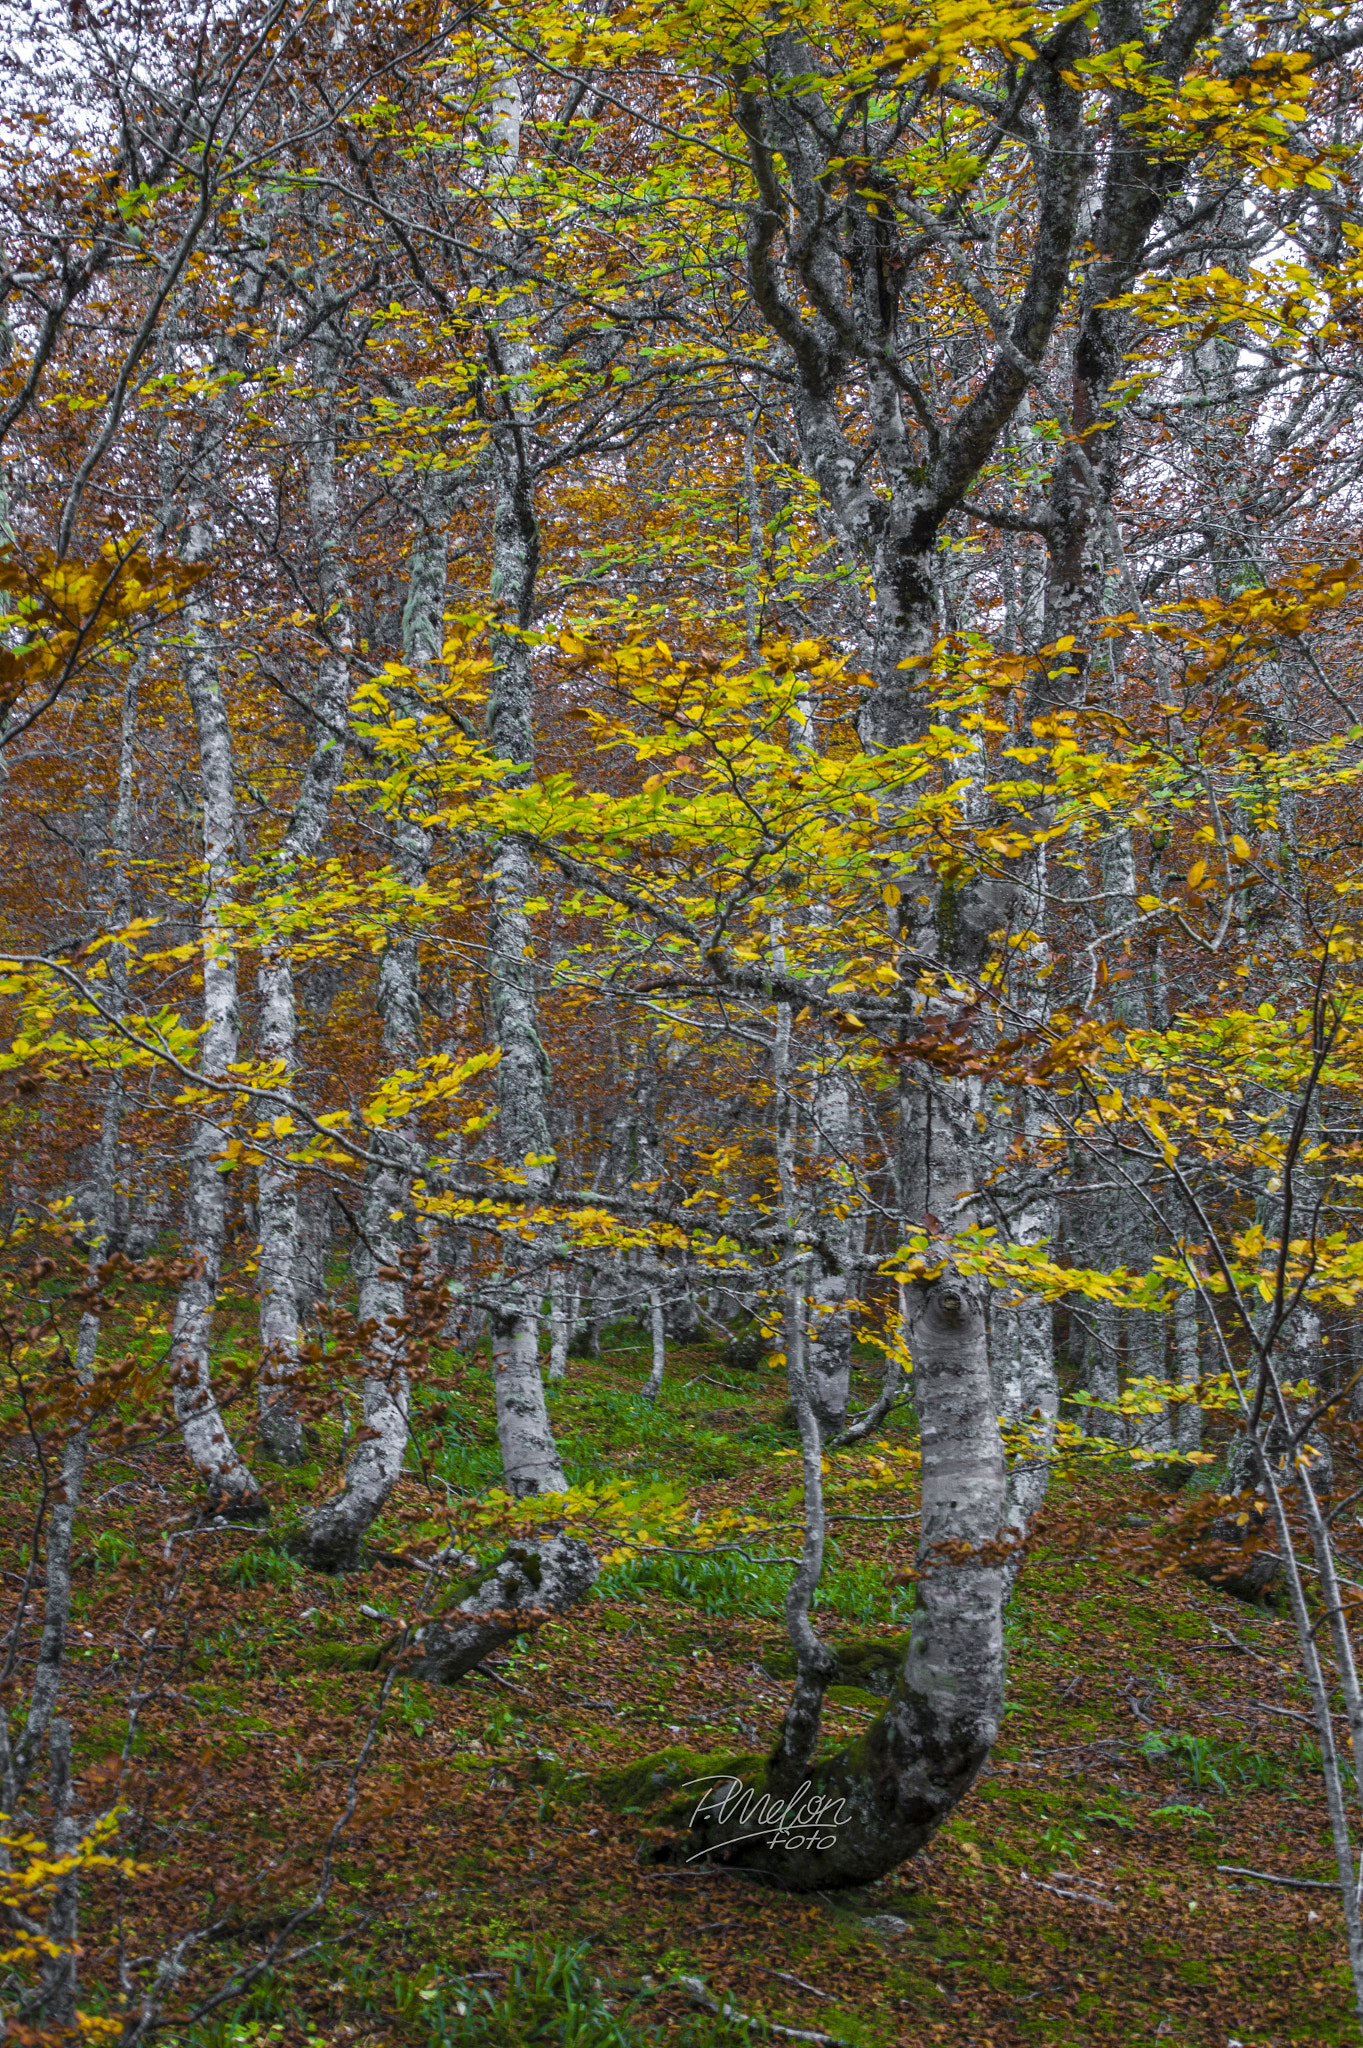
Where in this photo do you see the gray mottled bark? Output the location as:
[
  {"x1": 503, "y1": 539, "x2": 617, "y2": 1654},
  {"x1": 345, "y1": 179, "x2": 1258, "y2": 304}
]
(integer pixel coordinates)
[
  {"x1": 484, "y1": 70, "x2": 566, "y2": 1499},
  {"x1": 806, "y1": 1059, "x2": 853, "y2": 1439},
  {"x1": 487, "y1": 823, "x2": 565, "y2": 1494},
  {"x1": 411, "y1": 1534, "x2": 597, "y2": 1685},
  {"x1": 686, "y1": 1259, "x2": 1005, "y2": 1887},
  {"x1": 1173, "y1": 1289, "x2": 1202, "y2": 1457},
  {"x1": 298, "y1": 898, "x2": 424, "y2": 1571},
  {"x1": 993, "y1": 1110, "x2": 1060, "y2": 1561},
  {"x1": 546, "y1": 1268, "x2": 571, "y2": 1384},
  {"x1": 257, "y1": 331, "x2": 354, "y2": 1464},
  {"x1": 1, "y1": 647, "x2": 139, "y2": 1824},
  {"x1": 642, "y1": 1283, "x2": 666, "y2": 1402},
  {"x1": 700, "y1": 30, "x2": 1090, "y2": 1878},
  {"x1": 1039, "y1": 0, "x2": 1224, "y2": 666},
  {"x1": 169, "y1": 471, "x2": 263, "y2": 1514},
  {"x1": 254, "y1": 335, "x2": 349, "y2": 1466},
  {"x1": 37, "y1": 1718, "x2": 80, "y2": 2032},
  {"x1": 768, "y1": 1267, "x2": 836, "y2": 1790},
  {"x1": 296, "y1": 464, "x2": 437, "y2": 1566}
]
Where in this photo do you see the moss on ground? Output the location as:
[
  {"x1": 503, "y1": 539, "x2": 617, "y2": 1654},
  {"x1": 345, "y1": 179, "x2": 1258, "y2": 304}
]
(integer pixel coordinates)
[
  {"x1": 30, "y1": 1314, "x2": 1362, "y2": 2045},
  {"x1": 760, "y1": 1629, "x2": 912, "y2": 1693},
  {"x1": 595, "y1": 1744, "x2": 769, "y2": 1819}
]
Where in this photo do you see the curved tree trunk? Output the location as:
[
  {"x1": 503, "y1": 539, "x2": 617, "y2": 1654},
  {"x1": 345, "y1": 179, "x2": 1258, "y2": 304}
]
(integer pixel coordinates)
[
  {"x1": 683, "y1": 30, "x2": 1090, "y2": 1881},
  {"x1": 683, "y1": 1260, "x2": 1005, "y2": 1887},
  {"x1": 410, "y1": 1533, "x2": 597, "y2": 1685},
  {"x1": 298, "y1": 1088, "x2": 419, "y2": 1572}
]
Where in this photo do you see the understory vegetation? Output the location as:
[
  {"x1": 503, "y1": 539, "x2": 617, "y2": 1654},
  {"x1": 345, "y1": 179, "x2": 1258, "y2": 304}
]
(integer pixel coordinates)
[{"x1": 4, "y1": 1311, "x2": 1354, "y2": 2048}]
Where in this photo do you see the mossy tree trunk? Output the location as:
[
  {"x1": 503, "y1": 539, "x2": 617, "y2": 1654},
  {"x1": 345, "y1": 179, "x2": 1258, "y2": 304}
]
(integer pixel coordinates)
[
  {"x1": 411, "y1": 1535, "x2": 598, "y2": 1686},
  {"x1": 684, "y1": 1261, "x2": 1005, "y2": 1888}
]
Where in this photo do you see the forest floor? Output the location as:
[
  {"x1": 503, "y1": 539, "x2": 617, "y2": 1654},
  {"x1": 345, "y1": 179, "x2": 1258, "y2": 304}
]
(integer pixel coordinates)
[{"x1": 31, "y1": 1326, "x2": 1357, "y2": 2047}]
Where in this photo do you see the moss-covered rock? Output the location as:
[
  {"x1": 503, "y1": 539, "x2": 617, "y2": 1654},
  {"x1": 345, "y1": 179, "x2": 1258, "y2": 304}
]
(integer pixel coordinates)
[
  {"x1": 595, "y1": 1743, "x2": 768, "y2": 1819},
  {"x1": 304, "y1": 1642, "x2": 388, "y2": 1674}
]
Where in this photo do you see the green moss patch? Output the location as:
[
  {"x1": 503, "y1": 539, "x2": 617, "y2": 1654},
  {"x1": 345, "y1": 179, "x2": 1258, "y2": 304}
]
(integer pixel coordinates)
[
  {"x1": 595, "y1": 1743, "x2": 769, "y2": 1819},
  {"x1": 760, "y1": 1629, "x2": 912, "y2": 1694}
]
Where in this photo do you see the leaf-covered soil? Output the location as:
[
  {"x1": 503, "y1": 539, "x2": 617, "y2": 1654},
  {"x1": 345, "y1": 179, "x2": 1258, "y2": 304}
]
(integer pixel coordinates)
[{"x1": 22, "y1": 1330, "x2": 1355, "y2": 2046}]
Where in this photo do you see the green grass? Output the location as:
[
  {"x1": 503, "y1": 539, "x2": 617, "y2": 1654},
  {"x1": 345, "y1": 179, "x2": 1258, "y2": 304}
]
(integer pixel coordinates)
[
  {"x1": 169, "y1": 1943, "x2": 759, "y2": 2048},
  {"x1": 219, "y1": 1540, "x2": 305, "y2": 1591},
  {"x1": 595, "y1": 1548, "x2": 912, "y2": 1625},
  {"x1": 1139, "y1": 1727, "x2": 1321, "y2": 1794}
]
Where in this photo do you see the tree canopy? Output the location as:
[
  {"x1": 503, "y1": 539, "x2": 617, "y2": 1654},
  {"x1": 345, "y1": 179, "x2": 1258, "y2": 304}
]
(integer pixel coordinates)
[{"x1": 4, "y1": 0, "x2": 1363, "y2": 2036}]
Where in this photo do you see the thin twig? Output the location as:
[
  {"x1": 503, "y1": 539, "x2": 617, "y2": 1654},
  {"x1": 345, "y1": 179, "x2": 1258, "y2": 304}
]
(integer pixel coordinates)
[{"x1": 1018, "y1": 1873, "x2": 1115, "y2": 1909}]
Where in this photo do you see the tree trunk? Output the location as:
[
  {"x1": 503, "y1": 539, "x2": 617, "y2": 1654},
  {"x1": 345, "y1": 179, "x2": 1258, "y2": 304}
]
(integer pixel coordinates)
[
  {"x1": 169, "y1": 480, "x2": 262, "y2": 1515},
  {"x1": 37, "y1": 1718, "x2": 80, "y2": 2033},
  {"x1": 409, "y1": 1534, "x2": 598, "y2": 1685},
  {"x1": 484, "y1": 70, "x2": 566, "y2": 1500},
  {"x1": 1173, "y1": 1289, "x2": 1202, "y2": 1457},
  {"x1": 684, "y1": 1260, "x2": 1005, "y2": 1887},
  {"x1": 298, "y1": 918, "x2": 423, "y2": 1571},
  {"x1": 547, "y1": 1267, "x2": 570, "y2": 1384},
  {"x1": 257, "y1": 333, "x2": 354, "y2": 1464},
  {"x1": 642, "y1": 1284, "x2": 666, "y2": 1402},
  {"x1": 295, "y1": 460, "x2": 437, "y2": 1566},
  {"x1": 807, "y1": 1059, "x2": 853, "y2": 1439},
  {"x1": 3, "y1": 647, "x2": 139, "y2": 1812},
  {"x1": 767, "y1": 1266, "x2": 837, "y2": 1789}
]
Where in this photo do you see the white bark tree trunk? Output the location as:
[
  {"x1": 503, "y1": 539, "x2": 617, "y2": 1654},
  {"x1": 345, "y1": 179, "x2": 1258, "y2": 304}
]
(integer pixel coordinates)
[
  {"x1": 546, "y1": 1267, "x2": 570, "y2": 1384},
  {"x1": 487, "y1": 829, "x2": 566, "y2": 1494},
  {"x1": 484, "y1": 69, "x2": 566, "y2": 1499},
  {"x1": 806, "y1": 1059, "x2": 852, "y2": 1438},
  {"x1": 688, "y1": 1257, "x2": 1006, "y2": 1886},
  {"x1": 257, "y1": 331, "x2": 354, "y2": 1463},
  {"x1": 993, "y1": 1100, "x2": 1060, "y2": 1561},
  {"x1": 1173, "y1": 1288, "x2": 1202, "y2": 1457},
  {"x1": 296, "y1": 459, "x2": 437, "y2": 1565},
  {"x1": 410, "y1": 1533, "x2": 598, "y2": 1685},
  {"x1": 169, "y1": 477, "x2": 262, "y2": 1515},
  {"x1": 642, "y1": 1284, "x2": 666, "y2": 1401},
  {"x1": 3, "y1": 639, "x2": 141, "y2": 1813}
]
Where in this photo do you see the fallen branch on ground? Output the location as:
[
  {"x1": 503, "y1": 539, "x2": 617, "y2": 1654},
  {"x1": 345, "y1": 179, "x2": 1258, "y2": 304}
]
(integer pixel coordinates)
[
  {"x1": 676, "y1": 1975, "x2": 851, "y2": 2045},
  {"x1": 1217, "y1": 1865, "x2": 1338, "y2": 1892}
]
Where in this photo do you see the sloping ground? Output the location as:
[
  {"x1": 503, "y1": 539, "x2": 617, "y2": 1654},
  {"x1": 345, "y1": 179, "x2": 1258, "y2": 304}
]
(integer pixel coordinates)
[{"x1": 18, "y1": 1332, "x2": 1354, "y2": 2046}]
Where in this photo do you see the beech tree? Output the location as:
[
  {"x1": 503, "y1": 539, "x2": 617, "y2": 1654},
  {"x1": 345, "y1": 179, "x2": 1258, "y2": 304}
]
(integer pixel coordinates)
[{"x1": 2, "y1": 5, "x2": 1363, "y2": 2009}]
